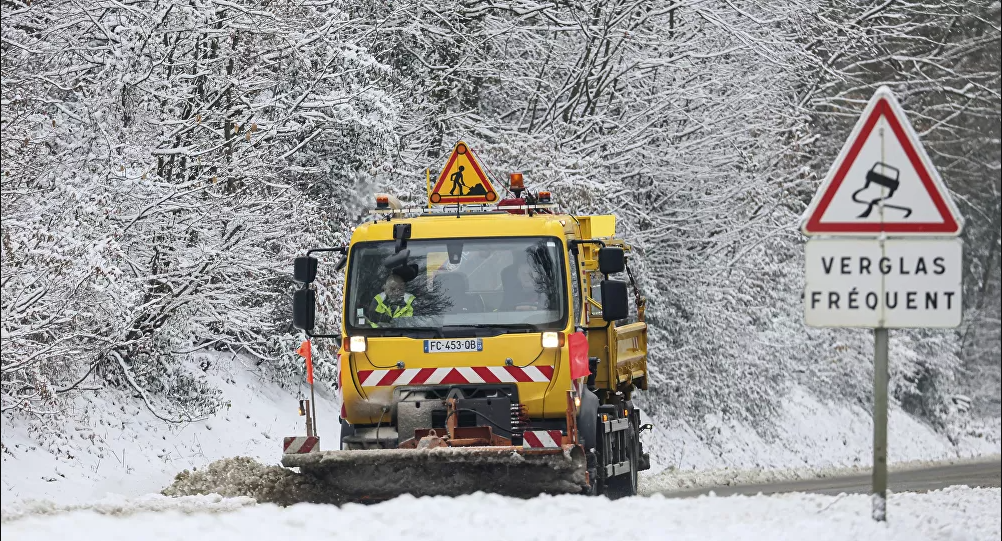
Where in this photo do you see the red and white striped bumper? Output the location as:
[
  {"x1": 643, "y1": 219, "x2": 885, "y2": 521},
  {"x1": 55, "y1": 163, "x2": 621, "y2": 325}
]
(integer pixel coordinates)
[
  {"x1": 522, "y1": 430, "x2": 563, "y2": 449},
  {"x1": 283, "y1": 436, "x2": 319, "y2": 454},
  {"x1": 356, "y1": 366, "x2": 554, "y2": 388}
]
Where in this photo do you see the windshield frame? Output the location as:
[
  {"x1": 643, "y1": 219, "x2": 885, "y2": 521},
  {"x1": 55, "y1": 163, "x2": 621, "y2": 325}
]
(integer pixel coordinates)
[{"x1": 341, "y1": 234, "x2": 571, "y2": 336}]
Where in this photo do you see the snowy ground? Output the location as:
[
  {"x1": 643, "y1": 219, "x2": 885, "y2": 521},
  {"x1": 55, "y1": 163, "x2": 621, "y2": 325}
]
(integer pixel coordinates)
[
  {"x1": 2, "y1": 357, "x2": 998, "y2": 506},
  {"x1": 638, "y1": 385, "x2": 1000, "y2": 477},
  {"x1": 3, "y1": 487, "x2": 998, "y2": 541},
  {"x1": 1, "y1": 359, "x2": 340, "y2": 505}
]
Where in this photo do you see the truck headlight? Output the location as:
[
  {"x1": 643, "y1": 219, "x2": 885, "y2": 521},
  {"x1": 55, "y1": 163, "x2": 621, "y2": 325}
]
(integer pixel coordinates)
[
  {"x1": 349, "y1": 335, "x2": 367, "y2": 352},
  {"x1": 541, "y1": 332, "x2": 564, "y2": 348}
]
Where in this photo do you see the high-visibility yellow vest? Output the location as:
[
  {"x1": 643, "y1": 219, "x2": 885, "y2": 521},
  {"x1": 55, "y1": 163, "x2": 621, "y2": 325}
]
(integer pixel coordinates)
[{"x1": 370, "y1": 292, "x2": 414, "y2": 327}]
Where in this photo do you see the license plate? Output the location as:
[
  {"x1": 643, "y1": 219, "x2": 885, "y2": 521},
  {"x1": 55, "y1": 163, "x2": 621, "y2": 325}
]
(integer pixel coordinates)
[{"x1": 423, "y1": 338, "x2": 483, "y2": 353}]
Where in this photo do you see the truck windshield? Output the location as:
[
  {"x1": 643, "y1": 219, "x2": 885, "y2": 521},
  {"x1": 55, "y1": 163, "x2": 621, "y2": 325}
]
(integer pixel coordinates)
[{"x1": 345, "y1": 236, "x2": 567, "y2": 334}]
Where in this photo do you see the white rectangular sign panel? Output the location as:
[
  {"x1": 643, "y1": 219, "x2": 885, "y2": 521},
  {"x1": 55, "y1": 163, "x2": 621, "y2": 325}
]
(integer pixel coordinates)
[{"x1": 804, "y1": 238, "x2": 962, "y2": 328}]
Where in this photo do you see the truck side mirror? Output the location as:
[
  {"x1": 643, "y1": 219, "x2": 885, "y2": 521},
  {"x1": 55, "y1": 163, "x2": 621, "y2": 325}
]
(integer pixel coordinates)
[
  {"x1": 598, "y1": 247, "x2": 625, "y2": 275},
  {"x1": 293, "y1": 289, "x2": 316, "y2": 331},
  {"x1": 600, "y1": 280, "x2": 628, "y2": 322},
  {"x1": 294, "y1": 256, "x2": 318, "y2": 284}
]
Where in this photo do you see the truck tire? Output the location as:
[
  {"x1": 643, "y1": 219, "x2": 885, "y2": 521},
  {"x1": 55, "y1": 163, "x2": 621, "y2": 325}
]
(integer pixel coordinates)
[
  {"x1": 577, "y1": 390, "x2": 599, "y2": 454},
  {"x1": 603, "y1": 411, "x2": 638, "y2": 499},
  {"x1": 577, "y1": 390, "x2": 600, "y2": 495}
]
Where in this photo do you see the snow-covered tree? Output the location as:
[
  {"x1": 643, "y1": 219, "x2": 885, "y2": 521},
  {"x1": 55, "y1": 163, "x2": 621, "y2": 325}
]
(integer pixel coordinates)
[
  {"x1": 2, "y1": 0, "x2": 997, "y2": 442},
  {"x1": 1, "y1": 0, "x2": 396, "y2": 418}
]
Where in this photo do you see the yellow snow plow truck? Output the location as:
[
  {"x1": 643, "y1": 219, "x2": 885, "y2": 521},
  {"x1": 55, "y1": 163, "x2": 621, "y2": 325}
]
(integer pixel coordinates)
[{"x1": 284, "y1": 142, "x2": 651, "y2": 500}]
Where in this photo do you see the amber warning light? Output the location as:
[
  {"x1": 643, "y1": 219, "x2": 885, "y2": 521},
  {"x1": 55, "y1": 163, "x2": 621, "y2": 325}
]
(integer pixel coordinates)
[{"x1": 509, "y1": 172, "x2": 524, "y2": 190}]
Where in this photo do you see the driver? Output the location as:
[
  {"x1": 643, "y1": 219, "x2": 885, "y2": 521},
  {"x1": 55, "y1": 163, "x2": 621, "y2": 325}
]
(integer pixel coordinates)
[
  {"x1": 501, "y1": 261, "x2": 545, "y2": 311},
  {"x1": 366, "y1": 273, "x2": 415, "y2": 327}
]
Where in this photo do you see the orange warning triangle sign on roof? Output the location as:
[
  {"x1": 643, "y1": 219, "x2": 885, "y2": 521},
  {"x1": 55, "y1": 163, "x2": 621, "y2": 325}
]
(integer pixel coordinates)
[
  {"x1": 801, "y1": 86, "x2": 963, "y2": 237},
  {"x1": 429, "y1": 141, "x2": 498, "y2": 205}
]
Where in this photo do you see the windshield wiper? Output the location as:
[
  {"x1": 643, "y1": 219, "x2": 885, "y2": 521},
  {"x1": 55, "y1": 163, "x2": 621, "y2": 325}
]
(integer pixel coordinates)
[
  {"x1": 365, "y1": 324, "x2": 551, "y2": 339},
  {"x1": 441, "y1": 323, "x2": 540, "y2": 335},
  {"x1": 369, "y1": 327, "x2": 444, "y2": 339},
  {"x1": 440, "y1": 325, "x2": 504, "y2": 338}
]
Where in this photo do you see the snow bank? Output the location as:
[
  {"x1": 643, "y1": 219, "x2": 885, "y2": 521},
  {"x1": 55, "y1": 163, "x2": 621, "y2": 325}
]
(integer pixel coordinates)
[
  {"x1": 162, "y1": 456, "x2": 336, "y2": 506},
  {"x1": 639, "y1": 385, "x2": 1000, "y2": 476},
  {"x1": 1, "y1": 360, "x2": 340, "y2": 505},
  {"x1": 2, "y1": 487, "x2": 997, "y2": 541}
]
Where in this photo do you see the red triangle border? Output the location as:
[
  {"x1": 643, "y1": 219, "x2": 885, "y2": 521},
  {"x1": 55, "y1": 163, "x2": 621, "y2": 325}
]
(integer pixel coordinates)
[
  {"x1": 430, "y1": 143, "x2": 496, "y2": 204},
  {"x1": 804, "y1": 98, "x2": 960, "y2": 234}
]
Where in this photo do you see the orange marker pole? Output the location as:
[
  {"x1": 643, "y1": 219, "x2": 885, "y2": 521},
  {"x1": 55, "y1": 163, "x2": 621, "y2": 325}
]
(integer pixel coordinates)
[{"x1": 297, "y1": 340, "x2": 317, "y2": 436}]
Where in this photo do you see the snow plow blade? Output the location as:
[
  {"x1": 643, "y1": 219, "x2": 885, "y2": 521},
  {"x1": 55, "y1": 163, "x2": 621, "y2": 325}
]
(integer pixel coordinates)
[{"x1": 281, "y1": 444, "x2": 589, "y2": 501}]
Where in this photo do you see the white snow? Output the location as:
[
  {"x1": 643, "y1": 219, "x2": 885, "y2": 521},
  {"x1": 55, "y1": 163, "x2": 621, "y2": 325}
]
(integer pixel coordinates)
[
  {"x1": 2, "y1": 487, "x2": 998, "y2": 541},
  {"x1": 1, "y1": 359, "x2": 340, "y2": 505},
  {"x1": 639, "y1": 385, "x2": 1000, "y2": 479},
  {"x1": 1, "y1": 493, "x2": 256, "y2": 523},
  {"x1": 5, "y1": 372, "x2": 997, "y2": 507}
]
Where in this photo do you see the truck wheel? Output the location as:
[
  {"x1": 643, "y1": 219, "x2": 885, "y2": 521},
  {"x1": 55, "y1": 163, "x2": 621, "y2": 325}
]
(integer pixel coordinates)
[
  {"x1": 603, "y1": 418, "x2": 638, "y2": 499},
  {"x1": 576, "y1": 390, "x2": 600, "y2": 496},
  {"x1": 577, "y1": 390, "x2": 599, "y2": 452}
]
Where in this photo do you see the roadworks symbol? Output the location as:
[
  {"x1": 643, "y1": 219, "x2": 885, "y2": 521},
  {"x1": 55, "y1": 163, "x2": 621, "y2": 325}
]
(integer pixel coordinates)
[{"x1": 429, "y1": 141, "x2": 498, "y2": 205}]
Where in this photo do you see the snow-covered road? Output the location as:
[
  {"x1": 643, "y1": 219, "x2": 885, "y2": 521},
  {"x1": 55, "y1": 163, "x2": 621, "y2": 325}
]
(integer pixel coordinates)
[
  {"x1": 641, "y1": 456, "x2": 1002, "y2": 497},
  {"x1": 3, "y1": 486, "x2": 998, "y2": 541}
]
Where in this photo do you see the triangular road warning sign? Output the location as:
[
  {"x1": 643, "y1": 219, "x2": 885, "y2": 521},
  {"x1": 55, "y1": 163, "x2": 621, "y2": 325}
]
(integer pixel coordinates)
[
  {"x1": 801, "y1": 86, "x2": 963, "y2": 236},
  {"x1": 429, "y1": 141, "x2": 498, "y2": 205}
]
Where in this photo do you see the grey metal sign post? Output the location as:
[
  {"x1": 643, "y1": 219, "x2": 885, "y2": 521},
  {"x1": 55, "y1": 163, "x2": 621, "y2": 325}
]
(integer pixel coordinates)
[{"x1": 872, "y1": 326, "x2": 889, "y2": 520}]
